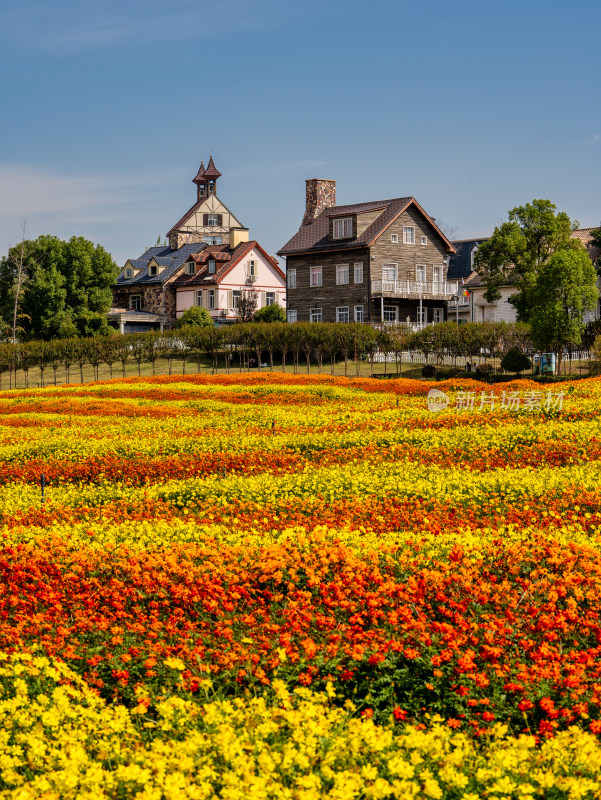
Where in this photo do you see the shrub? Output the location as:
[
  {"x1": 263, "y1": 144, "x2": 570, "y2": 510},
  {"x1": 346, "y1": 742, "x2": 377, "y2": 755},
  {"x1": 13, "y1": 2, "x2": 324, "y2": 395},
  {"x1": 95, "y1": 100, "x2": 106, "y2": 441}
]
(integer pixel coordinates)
[
  {"x1": 475, "y1": 363, "x2": 494, "y2": 377},
  {"x1": 421, "y1": 364, "x2": 436, "y2": 378},
  {"x1": 174, "y1": 307, "x2": 213, "y2": 329},
  {"x1": 501, "y1": 347, "x2": 532, "y2": 374},
  {"x1": 253, "y1": 304, "x2": 286, "y2": 323}
]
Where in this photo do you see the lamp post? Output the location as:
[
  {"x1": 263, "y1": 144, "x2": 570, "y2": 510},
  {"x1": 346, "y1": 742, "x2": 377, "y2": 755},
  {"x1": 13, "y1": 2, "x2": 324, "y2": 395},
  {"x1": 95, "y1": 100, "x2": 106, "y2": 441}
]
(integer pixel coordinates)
[{"x1": 450, "y1": 295, "x2": 459, "y2": 324}]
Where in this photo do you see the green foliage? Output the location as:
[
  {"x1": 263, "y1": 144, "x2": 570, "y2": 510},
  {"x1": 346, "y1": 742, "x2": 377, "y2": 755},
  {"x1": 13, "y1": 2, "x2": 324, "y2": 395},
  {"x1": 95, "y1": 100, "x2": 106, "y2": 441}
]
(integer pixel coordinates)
[
  {"x1": 174, "y1": 306, "x2": 213, "y2": 329},
  {"x1": 0, "y1": 235, "x2": 119, "y2": 340},
  {"x1": 500, "y1": 347, "x2": 532, "y2": 374},
  {"x1": 253, "y1": 303, "x2": 286, "y2": 323},
  {"x1": 474, "y1": 200, "x2": 584, "y2": 321},
  {"x1": 529, "y1": 249, "x2": 598, "y2": 359}
]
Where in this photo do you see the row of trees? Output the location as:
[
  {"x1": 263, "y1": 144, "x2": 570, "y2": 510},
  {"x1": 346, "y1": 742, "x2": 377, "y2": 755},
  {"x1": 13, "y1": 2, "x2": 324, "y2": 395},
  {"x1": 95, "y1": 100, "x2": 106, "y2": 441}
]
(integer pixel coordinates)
[{"x1": 0, "y1": 320, "x2": 565, "y2": 388}]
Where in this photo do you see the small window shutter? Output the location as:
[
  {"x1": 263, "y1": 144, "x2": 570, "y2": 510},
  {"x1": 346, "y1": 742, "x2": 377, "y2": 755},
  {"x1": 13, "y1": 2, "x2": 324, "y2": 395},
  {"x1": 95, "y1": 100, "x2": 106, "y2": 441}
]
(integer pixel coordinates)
[
  {"x1": 228, "y1": 290, "x2": 233, "y2": 309},
  {"x1": 202, "y1": 290, "x2": 207, "y2": 308},
  {"x1": 261, "y1": 292, "x2": 266, "y2": 308},
  {"x1": 203, "y1": 213, "x2": 208, "y2": 225},
  {"x1": 217, "y1": 214, "x2": 223, "y2": 226}
]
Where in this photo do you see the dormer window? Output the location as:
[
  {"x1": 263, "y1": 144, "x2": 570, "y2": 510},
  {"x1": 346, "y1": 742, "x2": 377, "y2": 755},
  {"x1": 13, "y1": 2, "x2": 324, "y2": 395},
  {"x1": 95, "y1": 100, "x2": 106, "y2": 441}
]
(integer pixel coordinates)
[
  {"x1": 208, "y1": 259, "x2": 216, "y2": 274},
  {"x1": 125, "y1": 267, "x2": 133, "y2": 278},
  {"x1": 149, "y1": 265, "x2": 158, "y2": 277},
  {"x1": 186, "y1": 262, "x2": 196, "y2": 275},
  {"x1": 333, "y1": 217, "x2": 353, "y2": 239}
]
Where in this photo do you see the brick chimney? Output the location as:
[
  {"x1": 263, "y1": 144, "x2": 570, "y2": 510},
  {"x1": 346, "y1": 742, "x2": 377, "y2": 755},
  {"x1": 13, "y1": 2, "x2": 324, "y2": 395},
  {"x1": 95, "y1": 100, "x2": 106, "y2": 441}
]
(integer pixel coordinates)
[{"x1": 302, "y1": 179, "x2": 336, "y2": 226}]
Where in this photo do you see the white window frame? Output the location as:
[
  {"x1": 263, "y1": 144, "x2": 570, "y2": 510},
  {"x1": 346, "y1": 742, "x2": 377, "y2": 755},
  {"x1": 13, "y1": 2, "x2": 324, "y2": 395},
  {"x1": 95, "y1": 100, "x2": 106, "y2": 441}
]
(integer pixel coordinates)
[
  {"x1": 403, "y1": 226, "x2": 415, "y2": 245},
  {"x1": 421, "y1": 235, "x2": 428, "y2": 246},
  {"x1": 433, "y1": 307, "x2": 444, "y2": 323},
  {"x1": 310, "y1": 266, "x2": 322, "y2": 287},
  {"x1": 383, "y1": 305, "x2": 397, "y2": 323},
  {"x1": 310, "y1": 308, "x2": 323, "y2": 323},
  {"x1": 195, "y1": 290, "x2": 203, "y2": 307},
  {"x1": 333, "y1": 217, "x2": 353, "y2": 239},
  {"x1": 287, "y1": 310, "x2": 297, "y2": 323},
  {"x1": 417, "y1": 306, "x2": 427, "y2": 325},
  {"x1": 208, "y1": 289, "x2": 215, "y2": 309},
  {"x1": 382, "y1": 263, "x2": 398, "y2": 282},
  {"x1": 208, "y1": 259, "x2": 216, "y2": 275},
  {"x1": 354, "y1": 262, "x2": 363, "y2": 284},
  {"x1": 232, "y1": 290, "x2": 242, "y2": 309},
  {"x1": 288, "y1": 268, "x2": 296, "y2": 289},
  {"x1": 336, "y1": 264, "x2": 349, "y2": 285},
  {"x1": 129, "y1": 295, "x2": 142, "y2": 311},
  {"x1": 187, "y1": 262, "x2": 196, "y2": 275},
  {"x1": 354, "y1": 305, "x2": 364, "y2": 323},
  {"x1": 249, "y1": 260, "x2": 257, "y2": 279},
  {"x1": 416, "y1": 265, "x2": 426, "y2": 284},
  {"x1": 336, "y1": 306, "x2": 350, "y2": 323},
  {"x1": 432, "y1": 266, "x2": 442, "y2": 287},
  {"x1": 266, "y1": 292, "x2": 275, "y2": 306},
  {"x1": 390, "y1": 233, "x2": 398, "y2": 244},
  {"x1": 207, "y1": 214, "x2": 219, "y2": 226}
]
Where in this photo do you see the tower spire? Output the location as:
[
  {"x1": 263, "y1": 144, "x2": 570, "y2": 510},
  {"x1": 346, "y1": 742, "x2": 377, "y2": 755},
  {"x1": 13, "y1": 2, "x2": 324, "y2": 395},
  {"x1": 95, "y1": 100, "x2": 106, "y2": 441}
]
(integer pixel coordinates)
[
  {"x1": 203, "y1": 155, "x2": 221, "y2": 195},
  {"x1": 193, "y1": 160, "x2": 207, "y2": 201}
]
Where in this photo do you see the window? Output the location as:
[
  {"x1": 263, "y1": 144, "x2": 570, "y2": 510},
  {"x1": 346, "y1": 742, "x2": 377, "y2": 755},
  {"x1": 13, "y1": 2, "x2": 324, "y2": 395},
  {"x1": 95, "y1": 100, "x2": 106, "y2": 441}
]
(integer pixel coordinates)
[
  {"x1": 382, "y1": 263, "x2": 397, "y2": 283},
  {"x1": 310, "y1": 308, "x2": 323, "y2": 323},
  {"x1": 203, "y1": 236, "x2": 223, "y2": 244},
  {"x1": 403, "y1": 226, "x2": 415, "y2": 244},
  {"x1": 287, "y1": 310, "x2": 297, "y2": 323},
  {"x1": 383, "y1": 305, "x2": 397, "y2": 323},
  {"x1": 433, "y1": 266, "x2": 442, "y2": 288},
  {"x1": 417, "y1": 306, "x2": 426, "y2": 325},
  {"x1": 149, "y1": 265, "x2": 158, "y2": 277},
  {"x1": 310, "y1": 266, "x2": 322, "y2": 287},
  {"x1": 354, "y1": 305, "x2": 364, "y2": 323},
  {"x1": 232, "y1": 290, "x2": 242, "y2": 309},
  {"x1": 390, "y1": 233, "x2": 398, "y2": 244},
  {"x1": 248, "y1": 260, "x2": 257, "y2": 279},
  {"x1": 187, "y1": 261, "x2": 196, "y2": 275},
  {"x1": 207, "y1": 214, "x2": 219, "y2": 226},
  {"x1": 125, "y1": 267, "x2": 133, "y2": 278},
  {"x1": 416, "y1": 265, "x2": 426, "y2": 284},
  {"x1": 287, "y1": 268, "x2": 296, "y2": 289},
  {"x1": 208, "y1": 259, "x2": 216, "y2": 274},
  {"x1": 129, "y1": 295, "x2": 142, "y2": 311},
  {"x1": 336, "y1": 306, "x2": 350, "y2": 323},
  {"x1": 195, "y1": 291, "x2": 203, "y2": 307},
  {"x1": 208, "y1": 290, "x2": 215, "y2": 309},
  {"x1": 354, "y1": 263, "x2": 363, "y2": 284},
  {"x1": 336, "y1": 264, "x2": 349, "y2": 285},
  {"x1": 421, "y1": 235, "x2": 428, "y2": 246},
  {"x1": 433, "y1": 308, "x2": 444, "y2": 323},
  {"x1": 333, "y1": 217, "x2": 353, "y2": 239},
  {"x1": 266, "y1": 292, "x2": 275, "y2": 306}
]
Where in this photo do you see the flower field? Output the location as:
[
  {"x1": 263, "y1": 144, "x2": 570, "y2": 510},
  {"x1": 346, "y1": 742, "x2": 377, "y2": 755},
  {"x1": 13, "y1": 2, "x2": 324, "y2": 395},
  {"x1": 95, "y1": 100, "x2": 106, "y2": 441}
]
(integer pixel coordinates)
[{"x1": 2, "y1": 373, "x2": 601, "y2": 798}]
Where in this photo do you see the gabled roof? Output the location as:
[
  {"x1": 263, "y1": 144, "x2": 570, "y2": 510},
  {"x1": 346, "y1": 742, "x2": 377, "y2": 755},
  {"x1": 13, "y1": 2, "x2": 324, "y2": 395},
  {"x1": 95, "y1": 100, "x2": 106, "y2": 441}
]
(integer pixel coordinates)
[
  {"x1": 173, "y1": 241, "x2": 284, "y2": 288},
  {"x1": 278, "y1": 197, "x2": 455, "y2": 256},
  {"x1": 447, "y1": 238, "x2": 490, "y2": 281},
  {"x1": 116, "y1": 243, "x2": 207, "y2": 286}
]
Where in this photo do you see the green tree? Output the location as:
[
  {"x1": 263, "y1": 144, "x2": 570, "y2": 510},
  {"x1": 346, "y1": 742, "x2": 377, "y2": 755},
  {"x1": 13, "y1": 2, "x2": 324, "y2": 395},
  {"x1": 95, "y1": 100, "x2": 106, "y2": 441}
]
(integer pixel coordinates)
[
  {"x1": 253, "y1": 303, "x2": 286, "y2": 323},
  {"x1": 474, "y1": 200, "x2": 582, "y2": 321},
  {"x1": 500, "y1": 347, "x2": 532, "y2": 375},
  {"x1": 0, "y1": 235, "x2": 119, "y2": 340},
  {"x1": 529, "y1": 249, "x2": 598, "y2": 373},
  {"x1": 174, "y1": 306, "x2": 213, "y2": 329}
]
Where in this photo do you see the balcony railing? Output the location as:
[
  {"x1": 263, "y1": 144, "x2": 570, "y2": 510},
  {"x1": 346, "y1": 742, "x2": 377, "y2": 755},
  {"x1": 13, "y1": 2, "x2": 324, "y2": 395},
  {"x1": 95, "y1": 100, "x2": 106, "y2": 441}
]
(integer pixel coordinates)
[{"x1": 371, "y1": 280, "x2": 459, "y2": 298}]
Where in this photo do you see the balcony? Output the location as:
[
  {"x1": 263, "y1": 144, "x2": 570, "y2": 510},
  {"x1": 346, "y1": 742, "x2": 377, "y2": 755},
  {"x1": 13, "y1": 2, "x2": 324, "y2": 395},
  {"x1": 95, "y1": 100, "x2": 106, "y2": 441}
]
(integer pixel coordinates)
[{"x1": 371, "y1": 279, "x2": 459, "y2": 299}]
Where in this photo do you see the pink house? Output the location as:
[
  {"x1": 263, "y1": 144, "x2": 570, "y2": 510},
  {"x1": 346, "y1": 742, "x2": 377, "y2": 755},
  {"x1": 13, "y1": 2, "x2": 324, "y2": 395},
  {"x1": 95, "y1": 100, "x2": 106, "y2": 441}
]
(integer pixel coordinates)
[{"x1": 174, "y1": 240, "x2": 286, "y2": 322}]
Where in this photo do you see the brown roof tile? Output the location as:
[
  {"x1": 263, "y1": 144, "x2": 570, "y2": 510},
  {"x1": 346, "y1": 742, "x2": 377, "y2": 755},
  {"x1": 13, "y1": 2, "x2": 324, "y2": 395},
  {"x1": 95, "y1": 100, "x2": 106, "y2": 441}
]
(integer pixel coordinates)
[{"x1": 277, "y1": 197, "x2": 455, "y2": 256}]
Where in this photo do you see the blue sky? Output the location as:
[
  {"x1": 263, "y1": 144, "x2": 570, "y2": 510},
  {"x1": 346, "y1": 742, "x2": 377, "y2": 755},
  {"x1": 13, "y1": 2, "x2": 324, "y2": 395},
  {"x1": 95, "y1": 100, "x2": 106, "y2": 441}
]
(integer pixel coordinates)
[{"x1": 0, "y1": 0, "x2": 599, "y2": 265}]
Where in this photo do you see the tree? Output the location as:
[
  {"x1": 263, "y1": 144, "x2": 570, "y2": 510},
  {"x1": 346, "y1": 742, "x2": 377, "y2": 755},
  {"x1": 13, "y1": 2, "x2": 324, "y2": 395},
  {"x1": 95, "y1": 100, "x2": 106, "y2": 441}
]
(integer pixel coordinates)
[
  {"x1": 529, "y1": 249, "x2": 598, "y2": 373},
  {"x1": 236, "y1": 291, "x2": 258, "y2": 323},
  {"x1": 253, "y1": 303, "x2": 286, "y2": 323},
  {"x1": 0, "y1": 235, "x2": 119, "y2": 340},
  {"x1": 590, "y1": 226, "x2": 601, "y2": 272},
  {"x1": 500, "y1": 347, "x2": 532, "y2": 375},
  {"x1": 474, "y1": 200, "x2": 583, "y2": 321},
  {"x1": 174, "y1": 306, "x2": 213, "y2": 328}
]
